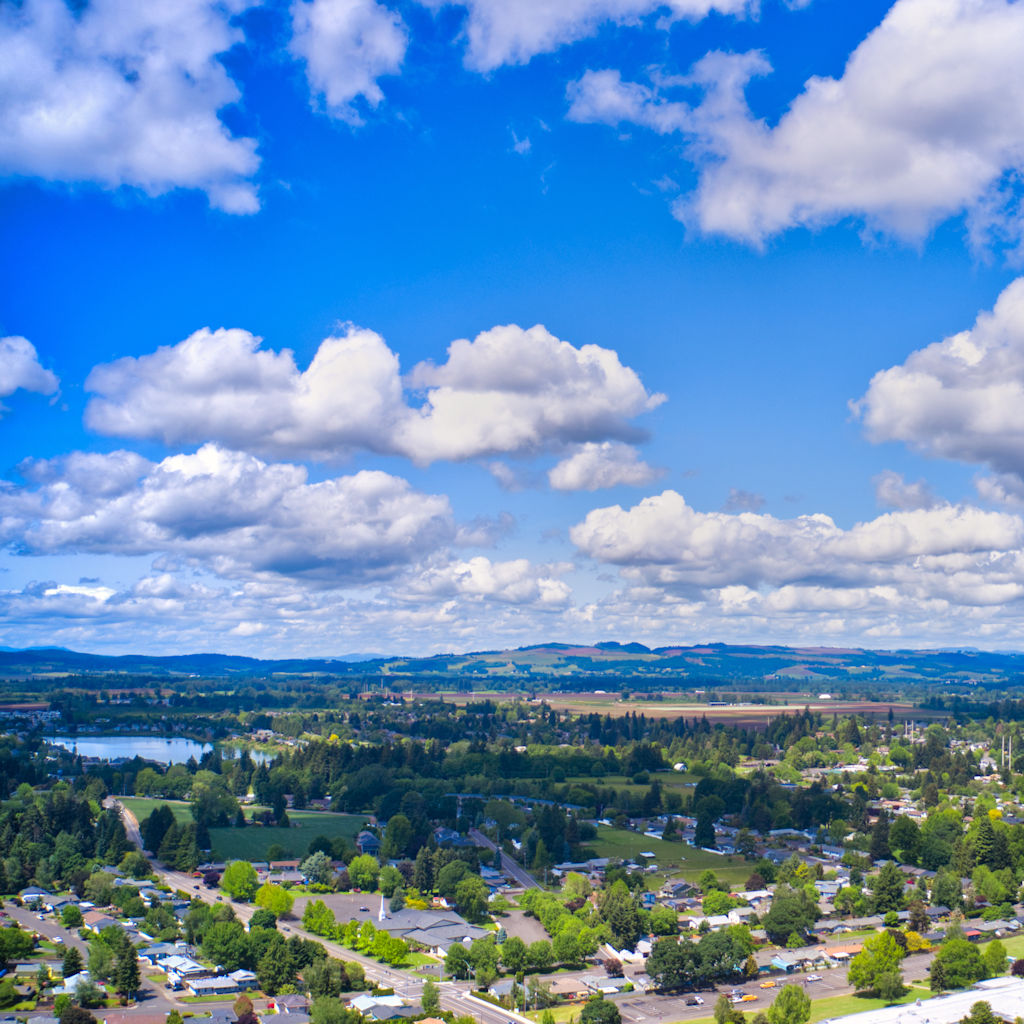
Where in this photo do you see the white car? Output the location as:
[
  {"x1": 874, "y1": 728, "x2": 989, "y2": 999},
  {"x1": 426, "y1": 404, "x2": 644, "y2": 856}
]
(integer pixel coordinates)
[{"x1": 805, "y1": 975, "x2": 822, "y2": 983}]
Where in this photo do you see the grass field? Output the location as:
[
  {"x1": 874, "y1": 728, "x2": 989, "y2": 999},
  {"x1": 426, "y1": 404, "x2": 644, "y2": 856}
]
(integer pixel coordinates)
[
  {"x1": 587, "y1": 826, "x2": 751, "y2": 886},
  {"x1": 981, "y1": 933, "x2": 1024, "y2": 957},
  {"x1": 121, "y1": 798, "x2": 366, "y2": 862},
  {"x1": 121, "y1": 797, "x2": 194, "y2": 825},
  {"x1": 209, "y1": 810, "x2": 365, "y2": 861}
]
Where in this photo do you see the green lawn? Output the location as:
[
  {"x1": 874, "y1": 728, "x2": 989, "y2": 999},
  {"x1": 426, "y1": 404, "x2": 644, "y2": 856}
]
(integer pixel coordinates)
[
  {"x1": 586, "y1": 826, "x2": 751, "y2": 886},
  {"x1": 121, "y1": 797, "x2": 194, "y2": 825},
  {"x1": 981, "y1": 933, "x2": 1024, "y2": 958},
  {"x1": 209, "y1": 810, "x2": 365, "y2": 861}
]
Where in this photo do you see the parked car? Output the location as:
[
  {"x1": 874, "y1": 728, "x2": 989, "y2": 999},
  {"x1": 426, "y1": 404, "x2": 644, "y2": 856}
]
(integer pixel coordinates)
[
  {"x1": 805, "y1": 974, "x2": 822, "y2": 983},
  {"x1": 759, "y1": 981, "x2": 776, "y2": 989},
  {"x1": 741, "y1": 994, "x2": 758, "y2": 1002},
  {"x1": 686, "y1": 996, "x2": 704, "y2": 1006}
]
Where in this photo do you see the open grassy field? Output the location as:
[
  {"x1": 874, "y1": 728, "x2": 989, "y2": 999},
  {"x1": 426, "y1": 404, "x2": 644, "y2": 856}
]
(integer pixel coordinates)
[
  {"x1": 587, "y1": 826, "x2": 751, "y2": 886},
  {"x1": 121, "y1": 798, "x2": 366, "y2": 862},
  {"x1": 209, "y1": 810, "x2": 366, "y2": 861},
  {"x1": 121, "y1": 797, "x2": 194, "y2": 824}
]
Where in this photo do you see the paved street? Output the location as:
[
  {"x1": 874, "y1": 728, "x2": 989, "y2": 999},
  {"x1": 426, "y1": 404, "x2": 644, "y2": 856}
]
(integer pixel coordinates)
[
  {"x1": 106, "y1": 801, "x2": 940, "y2": 1024},
  {"x1": 468, "y1": 829, "x2": 540, "y2": 891},
  {"x1": 4, "y1": 900, "x2": 183, "y2": 1020},
  {"x1": 110, "y1": 801, "x2": 532, "y2": 1024}
]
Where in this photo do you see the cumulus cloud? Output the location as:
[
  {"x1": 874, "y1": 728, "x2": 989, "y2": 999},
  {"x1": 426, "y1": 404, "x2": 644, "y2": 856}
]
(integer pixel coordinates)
[
  {"x1": 429, "y1": 0, "x2": 753, "y2": 72},
  {"x1": 0, "y1": 336, "x2": 59, "y2": 401},
  {"x1": 1, "y1": 444, "x2": 455, "y2": 584},
  {"x1": 0, "y1": 0, "x2": 260, "y2": 213},
  {"x1": 873, "y1": 470, "x2": 942, "y2": 511},
  {"x1": 84, "y1": 322, "x2": 663, "y2": 464},
  {"x1": 400, "y1": 323, "x2": 664, "y2": 462},
  {"x1": 570, "y1": 489, "x2": 1024, "y2": 596},
  {"x1": 85, "y1": 326, "x2": 407, "y2": 458},
  {"x1": 568, "y1": 0, "x2": 1024, "y2": 248},
  {"x1": 404, "y1": 556, "x2": 571, "y2": 607},
  {"x1": 857, "y1": 278, "x2": 1024, "y2": 480},
  {"x1": 549, "y1": 442, "x2": 660, "y2": 491},
  {"x1": 0, "y1": 553, "x2": 577, "y2": 655},
  {"x1": 290, "y1": 0, "x2": 407, "y2": 123}
]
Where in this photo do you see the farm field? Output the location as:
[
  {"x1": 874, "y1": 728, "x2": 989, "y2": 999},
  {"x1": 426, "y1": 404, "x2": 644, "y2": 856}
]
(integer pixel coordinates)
[{"x1": 586, "y1": 826, "x2": 750, "y2": 886}]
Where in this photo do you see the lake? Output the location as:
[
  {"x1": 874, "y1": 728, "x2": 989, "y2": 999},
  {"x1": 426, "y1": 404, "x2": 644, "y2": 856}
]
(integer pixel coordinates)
[{"x1": 49, "y1": 735, "x2": 212, "y2": 764}]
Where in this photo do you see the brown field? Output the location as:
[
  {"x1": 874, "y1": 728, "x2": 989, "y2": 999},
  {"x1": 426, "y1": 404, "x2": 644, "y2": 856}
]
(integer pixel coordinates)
[{"x1": 432, "y1": 690, "x2": 938, "y2": 726}]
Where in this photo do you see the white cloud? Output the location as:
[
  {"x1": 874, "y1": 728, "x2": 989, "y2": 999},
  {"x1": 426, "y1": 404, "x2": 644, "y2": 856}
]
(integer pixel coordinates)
[
  {"x1": 549, "y1": 441, "x2": 660, "y2": 491},
  {"x1": 404, "y1": 556, "x2": 572, "y2": 607},
  {"x1": 873, "y1": 470, "x2": 941, "y2": 511},
  {"x1": 84, "y1": 322, "x2": 664, "y2": 464},
  {"x1": 290, "y1": 0, "x2": 407, "y2": 123},
  {"x1": 0, "y1": 336, "x2": 59, "y2": 400},
  {"x1": 567, "y1": 68, "x2": 692, "y2": 134},
  {"x1": 400, "y1": 323, "x2": 665, "y2": 462},
  {"x1": 0, "y1": 553, "x2": 577, "y2": 656},
  {"x1": 429, "y1": 0, "x2": 753, "y2": 72},
  {"x1": 2, "y1": 444, "x2": 455, "y2": 585},
  {"x1": 570, "y1": 489, "x2": 1024, "y2": 594},
  {"x1": 561, "y1": 487, "x2": 1024, "y2": 647},
  {"x1": 858, "y1": 278, "x2": 1024, "y2": 480},
  {"x1": 85, "y1": 325, "x2": 408, "y2": 459},
  {"x1": 569, "y1": 0, "x2": 1024, "y2": 248},
  {"x1": 0, "y1": 0, "x2": 260, "y2": 213}
]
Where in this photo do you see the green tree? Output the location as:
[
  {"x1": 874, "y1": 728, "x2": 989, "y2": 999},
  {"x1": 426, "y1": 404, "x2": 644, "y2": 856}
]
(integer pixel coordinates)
[
  {"x1": 310, "y1": 998, "x2": 361, "y2": 1024},
  {"x1": 501, "y1": 936, "x2": 527, "y2": 974},
  {"x1": 301, "y1": 851, "x2": 335, "y2": 887},
  {"x1": 455, "y1": 875, "x2": 490, "y2": 924},
  {"x1": 983, "y1": 939, "x2": 1008, "y2": 978},
  {"x1": 382, "y1": 814, "x2": 413, "y2": 860},
  {"x1": 580, "y1": 996, "x2": 621, "y2": 1024},
  {"x1": 114, "y1": 945, "x2": 140, "y2": 1000},
  {"x1": 202, "y1": 919, "x2": 249, "y2": 971},
  {"x1": 871, "y1": 862, "x2": 906, "y2": 914},
  {"x1": 889, "y1": 817, "x2": 921, "y2": 863},
  {"x1": 848, "y1": 930, "x2": 905, "y2": 995},
  {"x1": 762, "y1": 885, "x2": 819, "y2": 945},
  {"x1": 930, "y1": 938, "x2": 985, "y2": 991},
  {"x1": 600, "y1": 882, "x2": 642, "y2": 950},
  {"x1": 446, "y1": 944, "x2": 472, "y2": 980},
  {"x1": 347, "y1": 855, "x2": 380, "y2": 891},
  {"x1": 421, "y1": 979, "x2": 441, "y2": 1015},
  {"x1": 221, "y1": 861, "x2": 259, "y2": 901},
  {"x1": 62, "y1": 946, "x2": 84, "y2": 978},
  {"x1": 255, "y1": 882, "x2": 295, "y2": 917},
  {"x1": 250, "y1": 908, "x2": 278, "y2": 930},
  {"x1": 302, "y1": 899, "x2": 336, "y2": 936},
  {"x1": 257, "y1": 947, "x2": 294, "y2": 996},
  {"x1": 61, "y1": 904, "x2": 84, "y2": 928},
  {"x1": 767, "y1": 984, "x2": 811, "y2": 1024},
  {"x1": 647, "y1": 938, "x2": 697, "y2": 991}
]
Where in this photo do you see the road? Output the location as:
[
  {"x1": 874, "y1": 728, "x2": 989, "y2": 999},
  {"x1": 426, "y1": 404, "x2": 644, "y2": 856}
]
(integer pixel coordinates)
[
  {"x1": 468, "y1": 829, "x2": 541, "y2": 891},
  {"x1": 109, "y1": 801, "x2": 534, "y2": 1024},
  {"x1": 111, "y1": 802, "x2": 936, "y2": 1024},
  {"x1": 4, "y1": 900, "x2": 183, "y2": 1022}
]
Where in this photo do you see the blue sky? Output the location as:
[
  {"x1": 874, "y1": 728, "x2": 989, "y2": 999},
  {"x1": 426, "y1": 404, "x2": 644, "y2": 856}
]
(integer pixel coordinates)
[{"x1": 2, "y1": 0, "x2": 1024, "y2": 656}]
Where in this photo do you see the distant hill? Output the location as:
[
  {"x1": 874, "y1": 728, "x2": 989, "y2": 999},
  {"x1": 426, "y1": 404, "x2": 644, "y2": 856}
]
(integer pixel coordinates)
[{"x1": 2, "y1": 640, "x2": 1024, "y2": 686}]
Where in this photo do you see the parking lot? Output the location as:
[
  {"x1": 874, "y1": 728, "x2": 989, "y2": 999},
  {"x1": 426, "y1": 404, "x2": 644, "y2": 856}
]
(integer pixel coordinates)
[{"x1": 615, "y1": 967, "x2": 858, "y2": 1023}]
